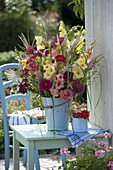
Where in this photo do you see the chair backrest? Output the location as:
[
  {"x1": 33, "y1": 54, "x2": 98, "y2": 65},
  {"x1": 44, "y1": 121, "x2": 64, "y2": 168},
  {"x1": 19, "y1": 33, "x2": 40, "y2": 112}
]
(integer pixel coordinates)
[{"x1": 0, "y1": 63, "x2": 31, "y2": 146}]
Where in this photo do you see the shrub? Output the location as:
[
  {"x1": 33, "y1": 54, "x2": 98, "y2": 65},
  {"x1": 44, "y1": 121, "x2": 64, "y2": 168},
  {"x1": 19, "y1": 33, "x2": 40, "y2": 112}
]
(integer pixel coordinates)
[
  {"x1": 0, "y1": 11, "x2": 38, "y2": 52},
  {"x1": 59, "y1": 135, "x2": 113, "y2": 170}
]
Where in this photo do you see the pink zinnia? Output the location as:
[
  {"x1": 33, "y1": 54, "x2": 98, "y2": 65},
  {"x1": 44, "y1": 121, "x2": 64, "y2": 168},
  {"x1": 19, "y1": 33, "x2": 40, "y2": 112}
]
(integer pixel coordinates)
[
  {"x1": 72, "y1": 79, "x2": 85, "y2": 95},
  {"x1": 60, "y1": 89, "x2": 73, "y2": 100},
  {"x1": 40, "y1": 79, "x2": 53, "y2": 92}
]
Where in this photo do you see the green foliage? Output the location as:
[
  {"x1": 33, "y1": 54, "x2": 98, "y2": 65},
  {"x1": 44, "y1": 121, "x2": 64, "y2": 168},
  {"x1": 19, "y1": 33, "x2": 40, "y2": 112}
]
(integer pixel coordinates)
[
  {"x1": 68, "y1": 0, "x2": 84, "y2": 20},
  {"x1": 0, "y1": 11, "x2": 38, "y2": 51},
  {"x1": 0, "y1": 51, "x2": 17, "y2": 65},
  {"x1": 32, "y1": 0, "x2": 58, "y2": 12},
  {"x1": 4, "y1": 0, "x2": 32, "y2": 13}
]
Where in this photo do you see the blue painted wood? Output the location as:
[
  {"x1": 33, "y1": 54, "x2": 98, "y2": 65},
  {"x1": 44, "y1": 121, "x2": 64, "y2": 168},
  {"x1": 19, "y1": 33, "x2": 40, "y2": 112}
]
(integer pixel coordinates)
[{"x1": 0, "y1": 63, "x2": 39, "y2": 170}]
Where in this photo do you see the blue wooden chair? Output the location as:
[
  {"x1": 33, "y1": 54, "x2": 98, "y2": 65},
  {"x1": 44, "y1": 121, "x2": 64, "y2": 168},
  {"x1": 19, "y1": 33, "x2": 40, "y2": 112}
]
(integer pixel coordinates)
[{"x1": 0, "y1": 63, "x2": 40, "y2": 170}]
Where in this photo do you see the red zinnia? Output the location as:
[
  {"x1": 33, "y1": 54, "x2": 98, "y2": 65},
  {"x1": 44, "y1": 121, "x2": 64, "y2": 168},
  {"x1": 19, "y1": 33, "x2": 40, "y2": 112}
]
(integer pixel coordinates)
[
  {"x1": 81, "y1": 110, "x2": 90, "y2": 119},
  {"x1": 55, "y1": 55, "x2": 66, "y2": 62},
  {"x1": 39, "y1": 79, "x2": 53, "y2": 92}
]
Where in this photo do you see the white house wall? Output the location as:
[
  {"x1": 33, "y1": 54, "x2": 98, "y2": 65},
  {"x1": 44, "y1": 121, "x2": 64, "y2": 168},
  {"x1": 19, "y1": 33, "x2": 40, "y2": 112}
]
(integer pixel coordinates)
[{"x1": 85, "y1": 0, "x2": 113, "y2": 131}]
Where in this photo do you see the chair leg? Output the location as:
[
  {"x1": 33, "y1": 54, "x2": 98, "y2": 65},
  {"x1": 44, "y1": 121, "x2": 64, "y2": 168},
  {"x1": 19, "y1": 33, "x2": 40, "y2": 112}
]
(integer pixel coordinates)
[
  {"x1": 23, "y1": 149, "x2": 27, "y2": 166},
  {"x1": 5, "y1": 143, "x2": 10, "y2": 170},
  {"x1": 60, "y1": 153, "x2": 66, "y2": 167},
  {"x1": 34, "y1": 150, "x2": 40, "y2": 170}
]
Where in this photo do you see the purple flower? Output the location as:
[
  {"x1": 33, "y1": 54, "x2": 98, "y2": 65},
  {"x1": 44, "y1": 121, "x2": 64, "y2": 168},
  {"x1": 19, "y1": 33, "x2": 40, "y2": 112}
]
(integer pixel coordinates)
[
  {"x1": 19, "y1": 79, "x2": 28, "y2": 94},
  {"x1": 36, "y1": 49, "x2": 44, "y2": 57},
  {"x1": 72, "y1": 79, "x2": 85, "y2": 95},
  {"x1": 60, "y1": 148, "x2": 70, "y2": 156},
  {"x1": 63, "y1": 71, "x2": 74, "y2": 82},
  {"x1": 45, "y1": 49, "x2": 49, "y2": 56},
  {"x1": 107, "y1": 161, "x2": 113, "y2": 169},
  {"x1": 59, "y1": 37, "x2": 64, "y2": 43},
  {"x1": 94, "y1": 150, "x2": 105, "y2": 159},
  {"x1": 26, "y1": 46, "x2": 34, "y2": 55},
  {"x1": 39, "y1": 79, "x2": 53, "y2": 92}
]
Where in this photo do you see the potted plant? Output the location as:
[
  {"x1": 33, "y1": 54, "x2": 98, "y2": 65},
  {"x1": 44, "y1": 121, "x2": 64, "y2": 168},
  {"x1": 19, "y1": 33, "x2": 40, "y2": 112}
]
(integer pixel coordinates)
[
  {"x1": 59, "y1": 132, "x2": 113, "y2": 170},
  {"x1": 12, "y1": 20, "x2": 102, "y2": 131}
]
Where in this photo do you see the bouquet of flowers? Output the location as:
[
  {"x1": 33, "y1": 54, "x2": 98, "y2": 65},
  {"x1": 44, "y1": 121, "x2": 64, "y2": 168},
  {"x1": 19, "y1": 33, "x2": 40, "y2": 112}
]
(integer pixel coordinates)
[
  {"x1": 71, "y1": 102, "x2": 90, "y2": 120},
  {"x1": 14, "y1": 20, "x2": 101, "y2": 103}
]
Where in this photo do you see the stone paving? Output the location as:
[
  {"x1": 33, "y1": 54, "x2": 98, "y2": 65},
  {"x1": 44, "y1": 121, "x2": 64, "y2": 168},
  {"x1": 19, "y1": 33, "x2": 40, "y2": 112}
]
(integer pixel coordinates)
[{"x1": 0, "y1": 154, "x2": 65, "y2": 170}]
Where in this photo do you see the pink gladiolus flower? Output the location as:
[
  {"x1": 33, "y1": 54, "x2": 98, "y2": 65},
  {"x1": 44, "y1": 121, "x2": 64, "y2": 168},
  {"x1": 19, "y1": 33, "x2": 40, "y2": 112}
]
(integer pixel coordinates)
[
  {"x1": 50, "y1": 88, "x2": 59, "y2": 97},
  {"x1": 52, "y1": 49, "x2": 59, "y2": 60},
  {"x1": 56, "y1": 74, "x2": 64, "y2": 81},
  {"x1": 60, "y1": 89, "x2": 73, "y2": 100},
  {"x1": 55, "y1": 79, "x2": 64, "y2": 89}
]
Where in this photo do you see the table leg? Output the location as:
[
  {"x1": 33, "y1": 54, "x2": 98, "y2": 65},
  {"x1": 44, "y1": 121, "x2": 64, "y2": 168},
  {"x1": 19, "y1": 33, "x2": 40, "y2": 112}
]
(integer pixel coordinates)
[
  {"x1": 76, "y1": 147, "x2": 82, "y2": 157},
  {"x1": 27, "y1": 141, "x2": 35, "y2": 170},
  {"x1": 13, "y1": 132, "x2": 19, "y2": 170}
]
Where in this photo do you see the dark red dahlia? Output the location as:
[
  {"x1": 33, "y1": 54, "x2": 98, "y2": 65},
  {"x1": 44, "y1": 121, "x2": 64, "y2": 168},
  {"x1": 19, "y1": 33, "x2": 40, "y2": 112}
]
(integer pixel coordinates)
[{"x1": 39, "y1": 79, "x2": 53, "y2": 92}]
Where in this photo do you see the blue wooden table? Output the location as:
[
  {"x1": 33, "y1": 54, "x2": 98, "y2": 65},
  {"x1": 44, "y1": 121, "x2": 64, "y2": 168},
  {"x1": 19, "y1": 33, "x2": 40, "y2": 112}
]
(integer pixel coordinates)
[{"x1": 11, "y1": 124, "x2": 72, "y2": 170}]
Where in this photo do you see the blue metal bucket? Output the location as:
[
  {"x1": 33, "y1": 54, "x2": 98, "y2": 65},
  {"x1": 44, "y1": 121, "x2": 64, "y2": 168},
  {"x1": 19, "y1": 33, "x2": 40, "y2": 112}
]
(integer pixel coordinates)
[
  {"x1": 42, "y1": 97, "x2": 72, "y2": 131},
  {"x1": 72, "y1": 118, "x2": 88, "y2": 132}
]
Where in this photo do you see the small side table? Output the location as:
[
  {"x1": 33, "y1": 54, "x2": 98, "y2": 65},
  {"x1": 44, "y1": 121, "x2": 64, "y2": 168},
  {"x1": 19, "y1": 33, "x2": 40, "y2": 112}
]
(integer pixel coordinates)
[{"x1": 11, "y1": 124, "x2": 72, "y2": 170}]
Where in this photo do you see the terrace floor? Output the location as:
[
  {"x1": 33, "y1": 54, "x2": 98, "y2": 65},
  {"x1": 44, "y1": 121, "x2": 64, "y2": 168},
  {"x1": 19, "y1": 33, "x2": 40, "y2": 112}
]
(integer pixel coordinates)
[{"x1": 0, "y1": 153, "x2": 75, "y2": 170}]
